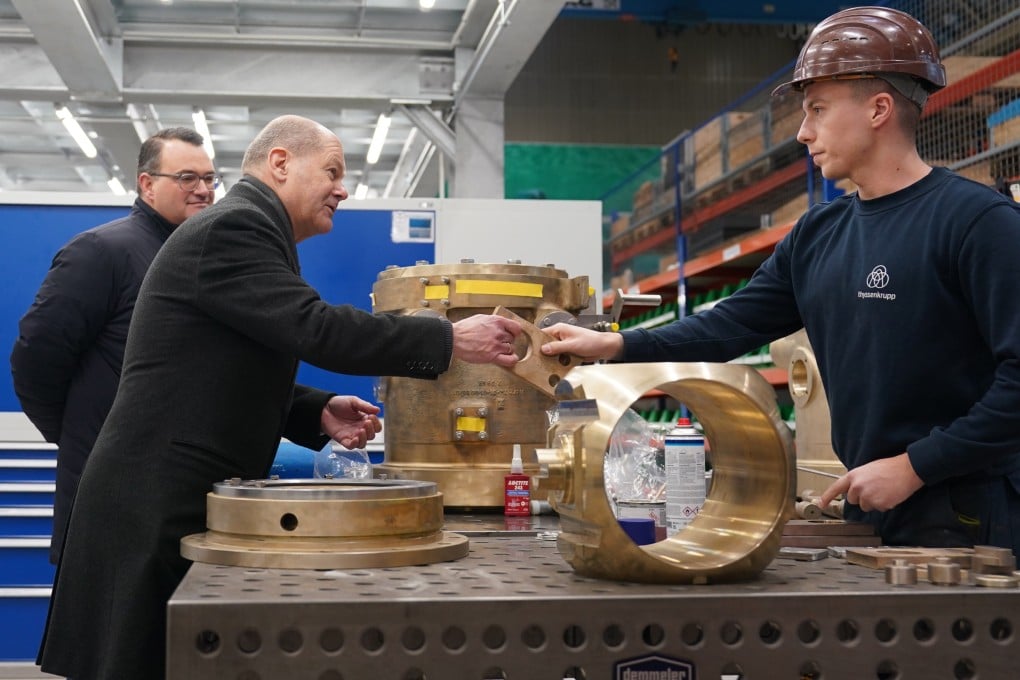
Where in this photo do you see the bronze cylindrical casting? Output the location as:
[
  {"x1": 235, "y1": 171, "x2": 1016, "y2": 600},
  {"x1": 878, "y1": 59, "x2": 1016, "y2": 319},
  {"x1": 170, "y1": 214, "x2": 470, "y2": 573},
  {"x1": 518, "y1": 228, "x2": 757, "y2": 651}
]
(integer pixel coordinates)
[
  {"x1": 541, "y1": 362, "x2": 796, "y2": 584},
  {"x1": 372, "y1": 261, "x2": 592, "y2": 509}
]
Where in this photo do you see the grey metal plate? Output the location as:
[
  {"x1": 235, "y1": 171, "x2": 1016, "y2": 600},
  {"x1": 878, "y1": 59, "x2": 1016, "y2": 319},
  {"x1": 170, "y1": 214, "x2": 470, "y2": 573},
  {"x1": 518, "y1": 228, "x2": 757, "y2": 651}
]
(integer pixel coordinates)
[{"x1": 168, "y1": 530, "x2": 1018, "y2": 679}]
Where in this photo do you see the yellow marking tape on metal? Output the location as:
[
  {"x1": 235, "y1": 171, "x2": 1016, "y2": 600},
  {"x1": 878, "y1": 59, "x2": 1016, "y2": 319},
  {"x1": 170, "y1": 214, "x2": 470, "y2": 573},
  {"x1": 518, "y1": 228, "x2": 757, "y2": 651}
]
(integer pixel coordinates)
[
  {"x1": 455, "y1": 280, "x2": 544, "y2": 298},
  {"x1": 456, "y1": 416, "x2": 487, "y2": 432},
  {"x1": 424, "y1": 285, "x2": 451, "y2": 300}
]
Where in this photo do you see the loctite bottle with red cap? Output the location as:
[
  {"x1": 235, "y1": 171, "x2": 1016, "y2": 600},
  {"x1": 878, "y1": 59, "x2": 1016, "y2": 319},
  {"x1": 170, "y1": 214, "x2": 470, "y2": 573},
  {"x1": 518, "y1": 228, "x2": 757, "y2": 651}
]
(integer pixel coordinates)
[
  {"x1": 663, "y1": 416, "x2": 705, "y2": 536},
  {"x1": 504, "y1": 444, "x2": 531, "y2": 517}
]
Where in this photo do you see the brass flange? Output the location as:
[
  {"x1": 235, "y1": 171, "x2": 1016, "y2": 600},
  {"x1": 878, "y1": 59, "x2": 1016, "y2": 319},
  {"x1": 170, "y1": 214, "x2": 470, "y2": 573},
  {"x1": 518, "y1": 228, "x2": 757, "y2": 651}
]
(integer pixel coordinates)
[
  {"x1": 181, "y1": 478, "x2": 468, "y2": 569},
  {"x1": 540, "y1": 362, "x2": 796, "y2": 584}
]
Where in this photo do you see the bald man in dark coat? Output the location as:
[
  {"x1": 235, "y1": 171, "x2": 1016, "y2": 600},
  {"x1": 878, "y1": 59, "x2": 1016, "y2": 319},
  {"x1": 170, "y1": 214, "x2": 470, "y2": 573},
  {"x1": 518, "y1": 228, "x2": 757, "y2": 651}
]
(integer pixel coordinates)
[{"x1": 38, "y1": 115, "x2": 521, "y2": 680}]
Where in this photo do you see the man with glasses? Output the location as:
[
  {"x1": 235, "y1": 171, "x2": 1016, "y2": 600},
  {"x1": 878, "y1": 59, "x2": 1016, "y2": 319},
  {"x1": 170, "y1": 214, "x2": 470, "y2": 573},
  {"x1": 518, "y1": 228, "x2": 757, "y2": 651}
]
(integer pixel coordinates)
[{"x1": 10, "y1": 127, "x2": 216, "y2": 564}]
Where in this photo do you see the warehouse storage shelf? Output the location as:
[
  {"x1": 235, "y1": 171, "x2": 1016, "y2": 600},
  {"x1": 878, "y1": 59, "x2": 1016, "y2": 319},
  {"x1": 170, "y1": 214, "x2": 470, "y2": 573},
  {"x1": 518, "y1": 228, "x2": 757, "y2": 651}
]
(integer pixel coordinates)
[
  {"x1": 919, "y1": 49, "x2": 1020, "y2": 185},
  {"x1": 946, "y1": 136, "x2": 1020, "y2": 178},
  {"x1": 602, "y1": 5, "x2": 1020, "y2": 403},
  {"x1": 605, "y1": 39, "x2": 1020, "y2": 320},
  {"x1": 607, "y1": 138, "x2": 807, "y2": 271},
  {"x1": 605, "y1": 31, "x2": 1020, "y2": 402},
  {"x1": 608, "y1": 221, "x2": 795, "y2": 392},
  {"x1": 604, "y1": 219, "x2": 794, "y2": 310}
]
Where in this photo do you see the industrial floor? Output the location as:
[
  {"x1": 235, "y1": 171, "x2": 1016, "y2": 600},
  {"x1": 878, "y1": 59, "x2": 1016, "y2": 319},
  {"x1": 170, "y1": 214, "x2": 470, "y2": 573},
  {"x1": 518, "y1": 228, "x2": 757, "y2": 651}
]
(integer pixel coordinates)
[{"x1": 0, "y1": 663, "x2": 60, "y2": 679}]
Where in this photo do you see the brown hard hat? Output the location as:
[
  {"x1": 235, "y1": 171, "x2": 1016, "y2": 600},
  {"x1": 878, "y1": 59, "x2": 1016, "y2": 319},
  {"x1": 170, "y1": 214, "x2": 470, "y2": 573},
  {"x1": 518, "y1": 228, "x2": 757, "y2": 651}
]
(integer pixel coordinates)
[{"x1": 772, "y1": 6, "x2": 946, "y2": 97}]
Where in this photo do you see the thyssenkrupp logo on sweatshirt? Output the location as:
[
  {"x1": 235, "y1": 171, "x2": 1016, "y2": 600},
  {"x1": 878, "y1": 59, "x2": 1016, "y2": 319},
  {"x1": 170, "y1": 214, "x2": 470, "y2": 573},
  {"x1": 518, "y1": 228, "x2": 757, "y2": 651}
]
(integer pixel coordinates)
[{"x1": 858, "y1": 265, "x2": 896, "y2": 301}]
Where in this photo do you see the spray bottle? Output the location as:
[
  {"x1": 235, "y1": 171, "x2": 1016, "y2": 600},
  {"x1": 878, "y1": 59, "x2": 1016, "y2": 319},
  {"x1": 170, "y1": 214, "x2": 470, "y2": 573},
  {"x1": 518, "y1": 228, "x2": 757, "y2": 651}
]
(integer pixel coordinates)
[
  {"x1": 663, "y1": 416, "x2": 705, "y2": 536},
  {"x1": 504, "y1": 444, "x2": 531, "y2": 516}
]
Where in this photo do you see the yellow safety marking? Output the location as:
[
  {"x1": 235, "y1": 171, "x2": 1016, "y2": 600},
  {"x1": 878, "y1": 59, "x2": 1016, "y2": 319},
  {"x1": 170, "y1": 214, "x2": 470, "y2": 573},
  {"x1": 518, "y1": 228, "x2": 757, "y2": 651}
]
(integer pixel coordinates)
[
  {"x1": 424, "y1": 285, "x2": 451, "y2": 300},
  {"x1": 455, "y1": 280, "x2": 544, "y2": 297},
  {"x1": 456, "y1": 416, "x2": 487, "y2": 432}
]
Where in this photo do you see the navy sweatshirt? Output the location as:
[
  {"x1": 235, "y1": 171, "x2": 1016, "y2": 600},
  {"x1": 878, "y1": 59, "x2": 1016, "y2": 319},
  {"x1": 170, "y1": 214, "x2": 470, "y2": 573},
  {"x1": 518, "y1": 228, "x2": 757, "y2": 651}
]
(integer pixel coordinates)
[{"x1": 622, "y1": 168, "x2": 1020, "y2": 543}]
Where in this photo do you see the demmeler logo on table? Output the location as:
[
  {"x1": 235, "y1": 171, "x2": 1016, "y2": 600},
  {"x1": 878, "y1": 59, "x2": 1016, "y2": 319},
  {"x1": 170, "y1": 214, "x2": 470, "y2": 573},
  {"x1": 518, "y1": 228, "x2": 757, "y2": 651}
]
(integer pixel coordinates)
[{"x1": 615, "y1": 654, "x2": 696, "y2": 679}]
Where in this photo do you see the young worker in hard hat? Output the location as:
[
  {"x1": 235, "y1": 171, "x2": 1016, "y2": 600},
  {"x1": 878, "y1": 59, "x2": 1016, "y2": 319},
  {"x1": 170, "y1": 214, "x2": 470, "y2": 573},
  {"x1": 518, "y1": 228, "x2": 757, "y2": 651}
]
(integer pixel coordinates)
[{"x1": 541, "y1": 6, "x2": 1020, "y2": 557}]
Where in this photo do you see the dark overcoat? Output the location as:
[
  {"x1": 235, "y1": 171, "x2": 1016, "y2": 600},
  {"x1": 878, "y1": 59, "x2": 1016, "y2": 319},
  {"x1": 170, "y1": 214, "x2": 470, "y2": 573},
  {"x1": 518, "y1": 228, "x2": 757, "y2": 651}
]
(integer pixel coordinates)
[
  {"x1": 10, "y1": 200, "x2": 175, "y2": 563},
  {"x1": 37, "y1": 177, "x2": 451, "y2": 679}
]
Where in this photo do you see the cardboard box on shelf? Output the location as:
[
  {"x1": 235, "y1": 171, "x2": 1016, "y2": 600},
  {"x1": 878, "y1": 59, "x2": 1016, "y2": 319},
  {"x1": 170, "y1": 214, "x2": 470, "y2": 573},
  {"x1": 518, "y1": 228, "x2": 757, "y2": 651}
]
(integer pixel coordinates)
[
  {"x1": 770, "y1": 192, "x2": 809, "y2": 226},
  {"x1": 610, "y1": 213, "x2": 631, "y2": 238},
  {"x1": 633, "y1": 180, "x2": 656, "y2": 210},
  {"x1": 728, "y1": 113, "x2": 766, "y2": 169},
  {"x1": 693, "y1": 111, "x2": 754, "y2": 157},
  {"x1": 659, "y1": 251, "x2": 678, "y2": 273},
  {"x1": 770, "y1": 94, "x2": 802, "y2": 145},
  {"x1": 942, "y1": 55, "x2": 1020, "y2": 88},
  {"x1": 929, "y1": 158, "x2": 993, "y2": 185},
  {"x1": 693, "y1": 150, "x2": 723, "y2": 192},
  {"x1": 988, "y1": 99, "x2": 1020, "y2": 148},
  {"x1": 955, "y1": 160, "x2": 993, "y2": 185},
  {"x1": 608, "y1": 269, "x2": 635, "y2": 295},
  {"x1": 943, "y1": 55, "x2": 998, "y2": 84},
  {"x1": 686, "y1": 223, "x2": 759, "y2": 256}
]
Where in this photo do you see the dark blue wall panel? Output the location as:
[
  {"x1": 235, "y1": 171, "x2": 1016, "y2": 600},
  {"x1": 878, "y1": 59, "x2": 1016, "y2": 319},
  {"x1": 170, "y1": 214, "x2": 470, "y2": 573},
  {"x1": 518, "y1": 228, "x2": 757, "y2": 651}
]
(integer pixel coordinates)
[
  {"x1": 295, "y1": 209, "x2": 434, "y2": 416},
  {"x1": 2, "y1": 203, "x2": 432, "y2": 417},
  {"x1": 1, "y1": 203, "x2": 129, "y2": 412}
]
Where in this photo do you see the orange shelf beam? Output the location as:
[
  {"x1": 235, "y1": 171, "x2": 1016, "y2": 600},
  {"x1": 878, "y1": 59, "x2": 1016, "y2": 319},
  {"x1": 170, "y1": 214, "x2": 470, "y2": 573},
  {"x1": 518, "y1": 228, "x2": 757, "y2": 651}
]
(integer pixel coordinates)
[
  {"x1": 682, "y1": 161, "x2": 807, "y2": 230},
  {"x1": 611, "y1": 222, "x2": 675, "y2": 267},
  {"x1": 603, "y1": 221, "x2": 796, "y2": 308},
  {"x1": 612, "y1": 157, "x2": 807, "y2": 269},
  {"x1": 925, "y1": 48, "x2": 1020, "y2": 117},
  {"x1": 684, "y1": 221, "x2": 794, "y2": 277}
]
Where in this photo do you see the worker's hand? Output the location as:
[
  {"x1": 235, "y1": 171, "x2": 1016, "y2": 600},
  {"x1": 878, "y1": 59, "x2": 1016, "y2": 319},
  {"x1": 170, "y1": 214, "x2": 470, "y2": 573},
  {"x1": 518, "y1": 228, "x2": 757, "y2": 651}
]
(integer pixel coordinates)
[
  {"x1": 541, "y1": 323, "x2": 624, "y2": 362},
  {"x1": 451, "y1": 314, "x2": 522, "y2": 368},
  {"x1": 320, "y1": 395, "x2": 382, "y2": 449},
  {"x1": 819, "y1": 452, "x2": 923, "y2": 512}
]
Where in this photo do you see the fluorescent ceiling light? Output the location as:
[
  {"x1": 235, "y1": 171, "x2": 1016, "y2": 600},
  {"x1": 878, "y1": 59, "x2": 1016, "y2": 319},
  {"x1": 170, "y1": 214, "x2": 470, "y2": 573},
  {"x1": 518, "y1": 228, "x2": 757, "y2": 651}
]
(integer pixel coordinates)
[
  {"x1": 366, "y1": 113, "x2": 391, "y2": 165},
  {"x1": 419, "y1": 0, "x2": 436, "y2": 8},
  {"x1": 126, "y1": 103, "x2": 150, "y2": 143},
  {"x1": 107, "y1": 177, "x2": 127, "y2": 195},
  {"x1": 354, "y1": 183, "x2": 369, "y2": 200},
  {"x1": 191, "y1": 108, "x2": 215, "y2": 160},
  {"x1": 55, "y1": 106, "x2": 98, "y2": 159}
]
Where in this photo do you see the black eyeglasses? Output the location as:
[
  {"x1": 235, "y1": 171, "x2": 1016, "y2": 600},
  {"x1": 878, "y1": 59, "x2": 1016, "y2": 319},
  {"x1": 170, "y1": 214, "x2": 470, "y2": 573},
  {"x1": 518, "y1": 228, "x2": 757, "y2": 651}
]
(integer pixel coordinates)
[{"x1": 148, "y1": 172, "x2": 221, "y2": 192}]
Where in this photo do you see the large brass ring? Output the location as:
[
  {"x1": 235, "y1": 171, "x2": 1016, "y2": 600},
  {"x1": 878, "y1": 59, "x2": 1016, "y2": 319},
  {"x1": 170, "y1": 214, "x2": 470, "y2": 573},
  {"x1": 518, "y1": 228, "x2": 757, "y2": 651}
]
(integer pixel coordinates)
[{"x1": 540, "y1": 362, "x2": 795, "y2": 584}]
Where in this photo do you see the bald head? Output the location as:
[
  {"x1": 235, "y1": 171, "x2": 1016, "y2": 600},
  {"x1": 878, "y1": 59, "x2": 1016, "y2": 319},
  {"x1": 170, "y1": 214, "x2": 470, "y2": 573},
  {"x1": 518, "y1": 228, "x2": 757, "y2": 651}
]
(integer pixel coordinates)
[
  {"x1": 241, "y1": 115, "x2": 336, "y2": 176},
  {"x1": 240, "y1": 114, "x2": 349, "y2": 243}
]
